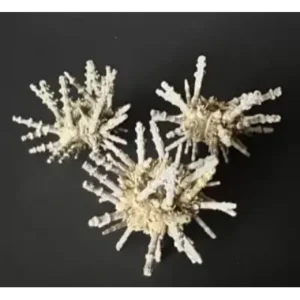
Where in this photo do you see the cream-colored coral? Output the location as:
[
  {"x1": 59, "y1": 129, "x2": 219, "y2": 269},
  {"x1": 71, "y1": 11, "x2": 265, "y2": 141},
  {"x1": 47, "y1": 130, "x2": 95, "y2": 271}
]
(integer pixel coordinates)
[
  {"x1": 12, "y1": 60, "x2": 130, "y2": 163},
  {"x1": 152, "y1": 55, "x2": 282, "y2": 162},
  {"x1": 82, "y1": 121, "x2": 236, "y2": 277}
]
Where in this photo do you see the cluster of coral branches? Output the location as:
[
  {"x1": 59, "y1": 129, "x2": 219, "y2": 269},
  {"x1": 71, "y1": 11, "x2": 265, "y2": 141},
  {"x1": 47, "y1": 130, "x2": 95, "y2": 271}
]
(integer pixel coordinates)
[
  {"x1": 83, "y1": 121, "x2": 236, "y2": 276},
  {"x1": 12, "y1": 61, "x2": 130, "y2": 163},
  {"x1": 12, "y1": 55, "x2": 282, "y2": 277},
  {"x1": 152, "y1": 56, "x2": 281, "y2": 162}
]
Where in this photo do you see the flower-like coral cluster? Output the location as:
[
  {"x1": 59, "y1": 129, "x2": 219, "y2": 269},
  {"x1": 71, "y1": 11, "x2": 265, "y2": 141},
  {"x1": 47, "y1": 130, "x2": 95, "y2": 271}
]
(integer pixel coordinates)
[
  {"x1": 12, "y1": 61, "x2": 130, "y2": 163},
  {"x1": 152, "y1": 55, "x2": 282, "y2": 162},
  {"x1": 82, "y1": 121, "x2": 236, "y2": 276}
]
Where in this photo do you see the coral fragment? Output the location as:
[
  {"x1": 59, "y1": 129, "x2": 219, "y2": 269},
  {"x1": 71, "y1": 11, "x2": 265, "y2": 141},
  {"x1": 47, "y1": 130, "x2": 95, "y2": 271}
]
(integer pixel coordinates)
[
  {"x1": 83, "y1": 121, "x2": 237, "y2": 276},
  {"x1": 152, "y1": 55, "x2": 282, "y2": 162},
  {"x1": 12, "y1": 60, "x2": 130, "y2": 163}
]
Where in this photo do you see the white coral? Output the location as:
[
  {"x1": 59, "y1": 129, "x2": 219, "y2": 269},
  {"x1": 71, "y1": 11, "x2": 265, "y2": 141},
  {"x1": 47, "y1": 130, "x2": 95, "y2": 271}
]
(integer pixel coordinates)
[
  {"x1": 12, "y1": 60, "x2": 130, "y2": 163},
  {"x1": 152, "y1": 55, "x2": 282, "y2": 162},
  {"x1": 82, "y1": 121, "x2": 237, "y2": 277}
]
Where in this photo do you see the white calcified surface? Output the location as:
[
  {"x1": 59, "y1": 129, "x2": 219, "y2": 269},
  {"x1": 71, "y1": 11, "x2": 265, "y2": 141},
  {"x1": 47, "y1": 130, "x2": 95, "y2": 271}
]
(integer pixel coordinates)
[
  {"x1": 12, "y1": 60, "x2": 130, "y2": 163},
  {"x1": 82, "y1": 121, "x2": 237, "y2": 277},
  {"x1": 152, "y1": 55, "x2": 282, "y2": 162}
]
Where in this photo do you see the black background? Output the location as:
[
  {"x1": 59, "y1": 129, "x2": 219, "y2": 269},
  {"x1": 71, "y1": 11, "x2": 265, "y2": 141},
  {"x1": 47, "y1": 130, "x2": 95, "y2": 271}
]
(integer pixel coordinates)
[{"x1": 0, "y1": 13, "x2": 299, "y2": 287}]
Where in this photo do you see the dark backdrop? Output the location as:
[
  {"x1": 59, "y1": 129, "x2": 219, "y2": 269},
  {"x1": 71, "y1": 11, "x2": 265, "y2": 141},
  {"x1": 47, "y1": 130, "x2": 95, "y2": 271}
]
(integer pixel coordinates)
[{"x1": 0, "y1": 13, "x2": 298, "y2": 287}]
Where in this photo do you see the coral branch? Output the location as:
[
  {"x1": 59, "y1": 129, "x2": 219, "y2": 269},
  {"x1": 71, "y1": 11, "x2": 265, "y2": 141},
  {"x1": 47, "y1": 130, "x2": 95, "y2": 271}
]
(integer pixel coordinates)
[
  {"x1": 155, "y1": 235, "x2": 163, "y2": 263},
  {"x1": 116, "y1": 228, "x2": 133, "y2": 251},
  {"x1": 150, "y1": 109, "x2": 183, "y2": 124},
  {"x1": 103, "y1": 140, "x2": 134, "y2": 168},
  {"x1": 102, "y1": 222, "x2": 126, "y2": 235},
  {"x1": 184, "y1": 79, "x2": 191, "y2": 103},
  {"x1": 200, "y1": 201, "x2": 237, "y2": 217},
  {"x1": 82, "y1": 161, "x2": 122, "y2": 196},
  {"x1": 143, "y1": 234, "x2": 159, "y2": 277},
  {"x1": 156, "y1": 82, "x2": 188, "y2": 113},
  {"x1": 29, "y1": 81, "x2": 60, "y2": 119},
  {"x1": 191, "y1": 55, "x2": 206, "y2": 104},
  {"x1": 194, "y1": 216, "x2": 216, "y2": 239},
  {"x1": 165, "y1": 136, "x2": 188, "y2": 152},
  {"x1": 135, "y1": 122, "x2": 146, "y2": 165},
  {"x1": 182, "y1": 234, "x2": 202, "y2": 264},
  {"x1": 88, "y1": 212, "x2": 123, "y2": 228},
  {"x1": 150, "y1": 120, "x2": 165, "y2": 159}
]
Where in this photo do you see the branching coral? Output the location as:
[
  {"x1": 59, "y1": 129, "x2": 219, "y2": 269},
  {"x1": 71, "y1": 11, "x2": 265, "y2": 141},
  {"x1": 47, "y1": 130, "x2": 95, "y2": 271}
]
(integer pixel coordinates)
[
  {"x1": 152, "y1": 55, "x2": 282, "y2": 162},
  {"x1": 82, "y1": 120, "x2": 237, "y2": 276},
  {"x1": 12, "y1": 60, "x2": 130, "y2": 163}
]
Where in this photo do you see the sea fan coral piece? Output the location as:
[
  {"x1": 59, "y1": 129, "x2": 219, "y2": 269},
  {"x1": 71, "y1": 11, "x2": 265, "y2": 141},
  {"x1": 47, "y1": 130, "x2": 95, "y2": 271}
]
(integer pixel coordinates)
[
  {"x1": 12, "y1": 60, "x2": 130, "y2": 163},
  {"x1": 82, "y1": 121, "x2": 237, "y2": 277},
  {"x1": 152, "y1": 55, "x2": 282, "y2": 162}
]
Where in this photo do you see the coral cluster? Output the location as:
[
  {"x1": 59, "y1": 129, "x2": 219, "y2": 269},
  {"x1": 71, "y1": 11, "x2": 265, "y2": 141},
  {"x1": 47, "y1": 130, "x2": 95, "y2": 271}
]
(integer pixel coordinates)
[
  {"x1": 12, "y1": 61, "x2": 130, "y2": 163},
  {"x1": 152, "y1": 56, "x2": 282, "y2": 162},
  {"x1": 82, "y1": 121, "x2": 236, "y2": 276},
  {"x1": 12, "y1": 54, "x2": 282, "y2": 278}
]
